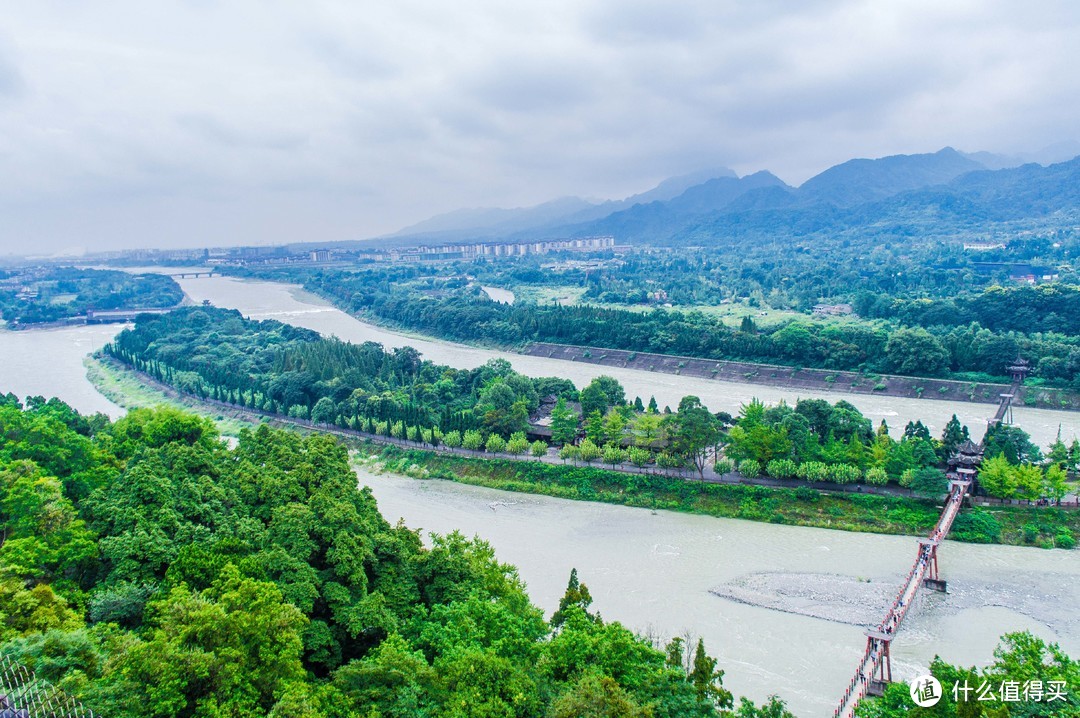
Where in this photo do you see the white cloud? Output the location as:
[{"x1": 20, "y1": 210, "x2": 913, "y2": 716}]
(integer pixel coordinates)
[{"x1": 0, "y1": 0, "x2": 1078, "y2": 253}]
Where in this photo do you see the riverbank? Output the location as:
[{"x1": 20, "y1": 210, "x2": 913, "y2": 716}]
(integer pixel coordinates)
[
  {"x1": 88, "y1": 354, "x2": 1080, "y2": 549},
  {"x1": 267, "y1": 272, "x2": 1080, "y2": 412},
  {"x1": 524, "y1": 342, "x2": 1080, "y2": 412}
]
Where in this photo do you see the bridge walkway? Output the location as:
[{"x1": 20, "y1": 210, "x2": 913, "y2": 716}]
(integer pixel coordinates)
[{"x1": 833, "y1": 480, "x2": 970, "y2": 718}]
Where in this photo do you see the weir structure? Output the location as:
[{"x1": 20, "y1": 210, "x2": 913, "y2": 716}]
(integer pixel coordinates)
[{"x1": 832, "y1": 479, "x2": 971, "y2": 717}]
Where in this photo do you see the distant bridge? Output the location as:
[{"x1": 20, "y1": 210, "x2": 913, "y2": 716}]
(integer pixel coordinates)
[
  {"x1": 86, "y1": 307, "x2": 174, "y2": 323},
  {"x1": 169, "y1": 271, "x2": 220, "y2": 279}
]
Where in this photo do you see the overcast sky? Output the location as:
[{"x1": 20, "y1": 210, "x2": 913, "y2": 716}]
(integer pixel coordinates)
[{"x1": 1, "y1": 0, "x2": 1078, "y2": 255}]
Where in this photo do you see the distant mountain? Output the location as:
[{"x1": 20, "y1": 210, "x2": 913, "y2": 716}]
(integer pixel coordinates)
[
  {"x1": 379, "y1": 147, "x2": 1080, "y2": 251},
  {"x1": 542, "y1": 171, "x2": 791, "y2": 244},
  {"x1": 797, "y1": 147, "x2": 986, "y2": 207},
  {"x1": 673, "y1": 155, "x2": 1080, "y2": 247},
  {"x1": 388, "y1": 167, "x2": 738, "y2": 242},
  {"x1": 390, "y1": 196, "x2": 601, "y2": 240}
]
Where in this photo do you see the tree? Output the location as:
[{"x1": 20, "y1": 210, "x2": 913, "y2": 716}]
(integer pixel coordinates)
[
  {"x1": 910, "y1": 467, "x2": 947, "y2": 498},
  {"x1": 551, "y1": 673, "x2": 649, "y2": 718},
  {"x1": 978, "y1": 453, "x2": 1016, "y2": 499},
  {"x1": 939, "y1": 414, "x2": 969, "y2": 459},
  {"x1": 630, "y1": 411, "x2": 663, "y2": 447},
  {"x1": 506, "y1": 432, "x2": 529, "y2": 456},
  {"x1": 738, "y1": 459, "x2": 761, "y2": 479},
  {"x1": 1044, "y1": 464, "x2": 1069, "y2": 504},
  {"x1": 551, "y1": 568, "x2": 596, "y2": 628},
  {"x1": 485, "y1": 434, "x2": 507, "y2": 454},
  {"x1": 551, "y1": 398, "x2": 580, "y2": 446},
  {"x1": 1012, "y1": 463, "x2": 1044, "y2": 501},
  {"x1": 529, "y1": 440, "x2": 549, "y2": 458},
  {"x1": 310, "y1": 397, "x2": 337, "y2": 425},
  {"x1": 579, "y1": 383, "x2": 610, "y2": 418},
  {"x1": 627, "y1": 447, "x2": 651, "y2": 468},
  {"x1": 585, "y1": 411, "x2": 607, "y2": 445},
  {"x1": 603, "y1": 412, "x2": 627, "y2": 446},
  {"x1": 462, "y1": 430, "x2": 484, "y2": 451},
  {"x1": 666, "y1": 396, "x2": 721, "y2": 478},
  {"x1": 578, "y1": 439, "x2": 602, "y2": 464},
  {"x1": 983, "y1": 424, "x2": 1042, "y2": 464},
  {"x1": 602, "y1": 445, "x2": 626, "y2": 467},
  {"x1": 688, "y1": 639, "x2": 734, "y2": 710},
  {"x1": 884, "y1": 327, "x2": 949, "y2": 376}
]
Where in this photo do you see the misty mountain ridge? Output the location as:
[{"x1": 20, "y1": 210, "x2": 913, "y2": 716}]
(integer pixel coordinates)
[{"x1": 384, "y1": 146, "x2": 1079, "y2": 248}]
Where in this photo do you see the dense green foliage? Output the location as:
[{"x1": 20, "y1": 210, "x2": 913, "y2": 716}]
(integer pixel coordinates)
[
  {"x1": 232, "y1": 264, "x2": 1080, "y2": 388},
  {"x1": 107, "y1": 306, "x2": 577, "y2": 439},
  {"x1": 856, "y1": 632, "x2": 1079, "y2": 717},
  {"x1": 0, "y1": 396, "x2": 769, "y2": 717},
  {"x1": 0, "y1": 267, "x2": 183, "y2": 325}
]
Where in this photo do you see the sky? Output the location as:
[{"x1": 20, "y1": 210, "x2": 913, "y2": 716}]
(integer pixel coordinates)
[{"x1": 1, "y1": 0, "x2": 1079, "y2": 255}]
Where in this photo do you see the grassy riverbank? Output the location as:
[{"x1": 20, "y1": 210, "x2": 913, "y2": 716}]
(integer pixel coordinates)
[
  {"x1": 88, "y1": 354, "x2": 1079, "y2": 549},
  {"x1": 365, "y1": 445, "x2": 1080, "y2": 549},
  {"x1": 84, "y1": 355, "x2": 259, "y2": 436}
]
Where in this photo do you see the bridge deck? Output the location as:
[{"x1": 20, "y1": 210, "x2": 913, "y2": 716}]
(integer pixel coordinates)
[{"x1": 833, "y1": 481, "x2": 969, "y2": 718}]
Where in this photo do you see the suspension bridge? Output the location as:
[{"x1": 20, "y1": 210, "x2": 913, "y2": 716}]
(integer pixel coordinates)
[
  {"x1": 832, "y1": 358, "x2": 1031, "y2": 717},
  {"x1": 832, "y1": 479, "x2": 971, "y2": 718}
]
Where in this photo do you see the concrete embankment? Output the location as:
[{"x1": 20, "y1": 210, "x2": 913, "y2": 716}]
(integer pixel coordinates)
[{"x1": 523, "y1": 342, "x2": 1080, "y2": 411}]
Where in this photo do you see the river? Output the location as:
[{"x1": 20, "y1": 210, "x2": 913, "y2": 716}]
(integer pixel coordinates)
[
  {"x1": 173, "y1": 274, "x2": 1079, "y2": 446},
  {"x1": 3, "y1": 273, "x2": 1079, "y2": 716}
]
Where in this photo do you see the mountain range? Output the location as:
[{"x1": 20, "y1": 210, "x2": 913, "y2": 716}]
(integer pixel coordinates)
[{"x1": 380, "y1": 144, "x2": 1080, "y2": 247}]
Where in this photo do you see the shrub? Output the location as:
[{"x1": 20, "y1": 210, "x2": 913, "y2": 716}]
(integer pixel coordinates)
[
  {"x1": 485, "y1": 434, "x2": 507, "y2": 454},
  {"x1": 506, "y1": 432, "x2": 529, "y2": 456},
  {"x1": 559, "y1": 444, "x2": 580, "y2": 462},
  {"x1": 864, "y1": 467, "x2": 889, "y2": 486},
  {"x1": 794, "y1": 486, "x2": 820, "y2": 502},
  {"x1": 714, "y1": 458, "x2": 734, "y2": 475},
  {"x1": 766, "y1": 459, "x2": 798, "y2": 479},
  {"x1": 529, "y1": 440, "x2": 549, "y2": 458},
  {"x1": 1055, "y1": 529, "x2": 1076, "y2": 550},
  {"x1": 442, "y1": 430, "x2": 462, "y2": 449},
  {"x1": 828, "y1": 464, "x2": 862, "y2": 485},
  {"x1": 462, "y1": 430, "x2": 484, "y2": 451},
  {"x1": 951, "y1": 510, "x2": 1001, "y2": 543},
  {"x1": 738, "y1": 459, "x2": 761, "y2": 479},
  {"x1": 797, "y1": 461, "x2": 828, "y2": 482}
]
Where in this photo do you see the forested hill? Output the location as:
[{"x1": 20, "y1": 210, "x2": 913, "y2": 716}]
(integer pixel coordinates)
[
  {"x1": 378, "y1": 147, "x2": 1079, "y2": 247},
  {"x1": 0, "y1": 394, "x2": 778, "y2": 717},
  {"x1": 555, "y1": 154, "x2": 1080, "y2": 246},
  {"x1": 0, "y1": 267, "x2": 183, "y2": 326}
]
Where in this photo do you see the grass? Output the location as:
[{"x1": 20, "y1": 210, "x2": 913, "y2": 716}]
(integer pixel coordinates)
[
  {"x1": 84, "y1": 355, "x2": 259, "y2": 437},
  {"x1": 512, "y1": 285, "x2": 588, "y2": 306},
  {"x1": 364, "y1": 445, "x2": 1080, "y2": 549}
]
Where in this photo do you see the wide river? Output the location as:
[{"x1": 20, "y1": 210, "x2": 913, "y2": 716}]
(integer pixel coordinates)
[{"x1": 3, "y1": 273, "x2": 1078, "y2": 717}]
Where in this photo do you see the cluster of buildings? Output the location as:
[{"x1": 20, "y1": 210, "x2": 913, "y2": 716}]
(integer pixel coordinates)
[{"x1": 383, "y1": 236, "x2": 620, "y2": 263}]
